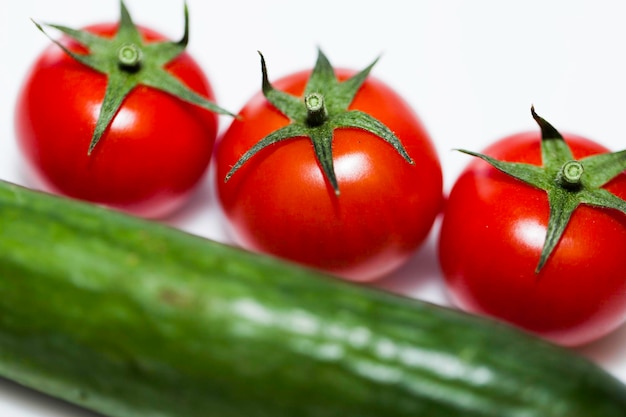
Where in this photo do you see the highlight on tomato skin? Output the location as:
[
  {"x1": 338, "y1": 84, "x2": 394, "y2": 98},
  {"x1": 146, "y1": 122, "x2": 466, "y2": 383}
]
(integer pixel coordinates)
[
  {"x1": 215, "y1": 50, "x2": 444, "y2": 282},
  {"x1": 438, "y1": 110, "x2": 626, "y2": 347},
  {"x1": 14, "y1": 1, "x2": 231, "y2": 219}
]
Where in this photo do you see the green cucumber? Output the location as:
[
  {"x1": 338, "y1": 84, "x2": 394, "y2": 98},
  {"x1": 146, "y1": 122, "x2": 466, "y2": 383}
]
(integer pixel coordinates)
[{"x1": 0, "y1": 179, "x2": 624, "y2": 417}]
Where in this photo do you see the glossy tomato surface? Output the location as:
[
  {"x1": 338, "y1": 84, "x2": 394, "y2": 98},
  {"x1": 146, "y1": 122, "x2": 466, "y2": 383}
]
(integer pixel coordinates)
[
  {"x1": 438, "y1": 132, "x2": 626, "y2": 346},
  {"x1": 215, "y1": 69, "x2": 443, "y2": 282},
  {"x1": 14, "y1": 23, "x2": 218, "y2": 218}
]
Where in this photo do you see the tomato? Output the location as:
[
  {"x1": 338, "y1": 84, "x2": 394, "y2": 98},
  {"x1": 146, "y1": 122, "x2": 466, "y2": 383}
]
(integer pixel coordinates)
[
  {"x1": 15, "y1": 8, "x2": 223, "y2": 219},
  {"x1": 215, "y1": 52, "x2": 443, "y2": 282},
  {"x1": 438, "y1": 125, "x2": 626, "y2": 346}
]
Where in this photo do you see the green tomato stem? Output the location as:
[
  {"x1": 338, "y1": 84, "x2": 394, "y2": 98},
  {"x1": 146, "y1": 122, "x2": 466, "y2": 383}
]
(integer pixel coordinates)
[
  {"x1": 558, "y1": 160, "x2": 584, "y2": 189},
  {"x1": 225, "y1": 50, "x2": 413, "y2": 196},
  {"x1": 117, "y1": 43, "x2": 143, "y2": 71},
  {"x1": 34, "y1": 1, "x2": 234, "y2": 155},
  {"x1": 304, "y1": 93, "x2": 328, "y2": 127}
]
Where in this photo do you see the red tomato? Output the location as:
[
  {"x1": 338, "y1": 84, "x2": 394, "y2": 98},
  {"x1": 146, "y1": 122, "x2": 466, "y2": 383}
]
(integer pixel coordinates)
[
  {"x1": 438, "y1": 132, "x2": 626, "y2": 346},
  {"x1": 14, "y1": 23, "x2": 218, "y2": 218},
  {"x1": 215, "y1": 68, "x2": 443, "y2": 282}
]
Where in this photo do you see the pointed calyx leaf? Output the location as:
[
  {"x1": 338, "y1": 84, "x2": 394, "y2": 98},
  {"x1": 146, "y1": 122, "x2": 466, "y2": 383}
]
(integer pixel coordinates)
[
  {"x1": 458, "y1": 106, "x2": 626, "y2": 273},
  {"x1": 33, "y1": 0, "x2": 235, "y2": 154},
  {"x1": 224, "y1": 49, "x2": 414, "y2": 196}
]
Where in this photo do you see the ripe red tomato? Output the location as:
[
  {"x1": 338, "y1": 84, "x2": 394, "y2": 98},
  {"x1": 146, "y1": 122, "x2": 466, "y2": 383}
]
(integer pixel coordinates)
[
  {"x1": 215, "y1": 62, "x2": 443, "y2": 282},
  {"x1": 15, "y1": 23, "x2": 219, "y2": 218},
  {"x1": 438, "y1": 131, "x2": 626, "y2": 346}
]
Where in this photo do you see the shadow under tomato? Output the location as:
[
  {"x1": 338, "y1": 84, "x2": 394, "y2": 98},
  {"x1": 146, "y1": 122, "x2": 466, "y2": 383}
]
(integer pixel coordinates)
[
  {"x1": 163, "y1": 160, "x2": 232, "y2": 243},
  {"x1": 370, "y1": 217, "x2": 449, "y2": 306},
  {"x1": 575, "y1": 319, "x2": 626, "y2": 382}
]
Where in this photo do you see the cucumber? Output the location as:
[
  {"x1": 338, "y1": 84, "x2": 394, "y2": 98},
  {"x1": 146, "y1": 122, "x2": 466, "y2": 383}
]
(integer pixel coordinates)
[{"x1": 0, "y1": 179, "x2": 624, "y2": 417}]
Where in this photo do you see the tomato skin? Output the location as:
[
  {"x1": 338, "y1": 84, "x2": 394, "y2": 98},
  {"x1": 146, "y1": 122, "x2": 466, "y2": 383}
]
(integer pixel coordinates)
[
  {"x1": 14, "y1": 23, "x2": 218, "y2": 218},
  {"x1": 438, "y1": 132, "x2": 626, "y2": 346},
  {"x1": 215, "y1": 69, "x2": 443, "y2": 282}
]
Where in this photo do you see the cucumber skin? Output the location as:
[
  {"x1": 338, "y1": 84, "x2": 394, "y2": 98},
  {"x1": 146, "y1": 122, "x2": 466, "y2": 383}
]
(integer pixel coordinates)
[{"x1": 0, "y1": 180, "x2": 624, "y2": 417}]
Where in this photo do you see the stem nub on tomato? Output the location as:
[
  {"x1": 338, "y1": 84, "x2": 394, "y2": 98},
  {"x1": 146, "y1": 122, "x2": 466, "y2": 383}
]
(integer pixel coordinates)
[
  {"x1": 224, "y1": 49, "x2": 414, "y2": 196},
  {"x1": 459, "y1": 107, "x2": 626, "y2": 272},
  {"x1": 33, "y1": 0, "x2": 234, "y2": 154}
]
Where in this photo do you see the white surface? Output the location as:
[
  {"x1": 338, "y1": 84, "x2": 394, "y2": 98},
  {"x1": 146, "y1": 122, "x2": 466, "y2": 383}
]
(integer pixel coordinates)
[{"x1": 1, "y1": 0, "x2": 626, "y2": 414}]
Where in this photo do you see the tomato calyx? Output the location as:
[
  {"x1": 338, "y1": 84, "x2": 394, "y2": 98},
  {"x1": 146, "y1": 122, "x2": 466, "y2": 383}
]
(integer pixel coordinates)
[
  {"x1": 224, "y1": 49, "x2": 414, "y2": 196},
  {"x1": 459, "y1": 106, "x2": 626, "y2": 273},
  {"x1": 32, "y1": 0, "x2": 235, "y2": 154}
]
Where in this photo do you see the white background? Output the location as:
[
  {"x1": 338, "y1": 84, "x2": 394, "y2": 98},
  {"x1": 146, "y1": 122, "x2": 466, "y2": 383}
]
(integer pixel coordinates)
[{"x1": 2, "y1": 0, "x2": 626, "y2": 415}]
